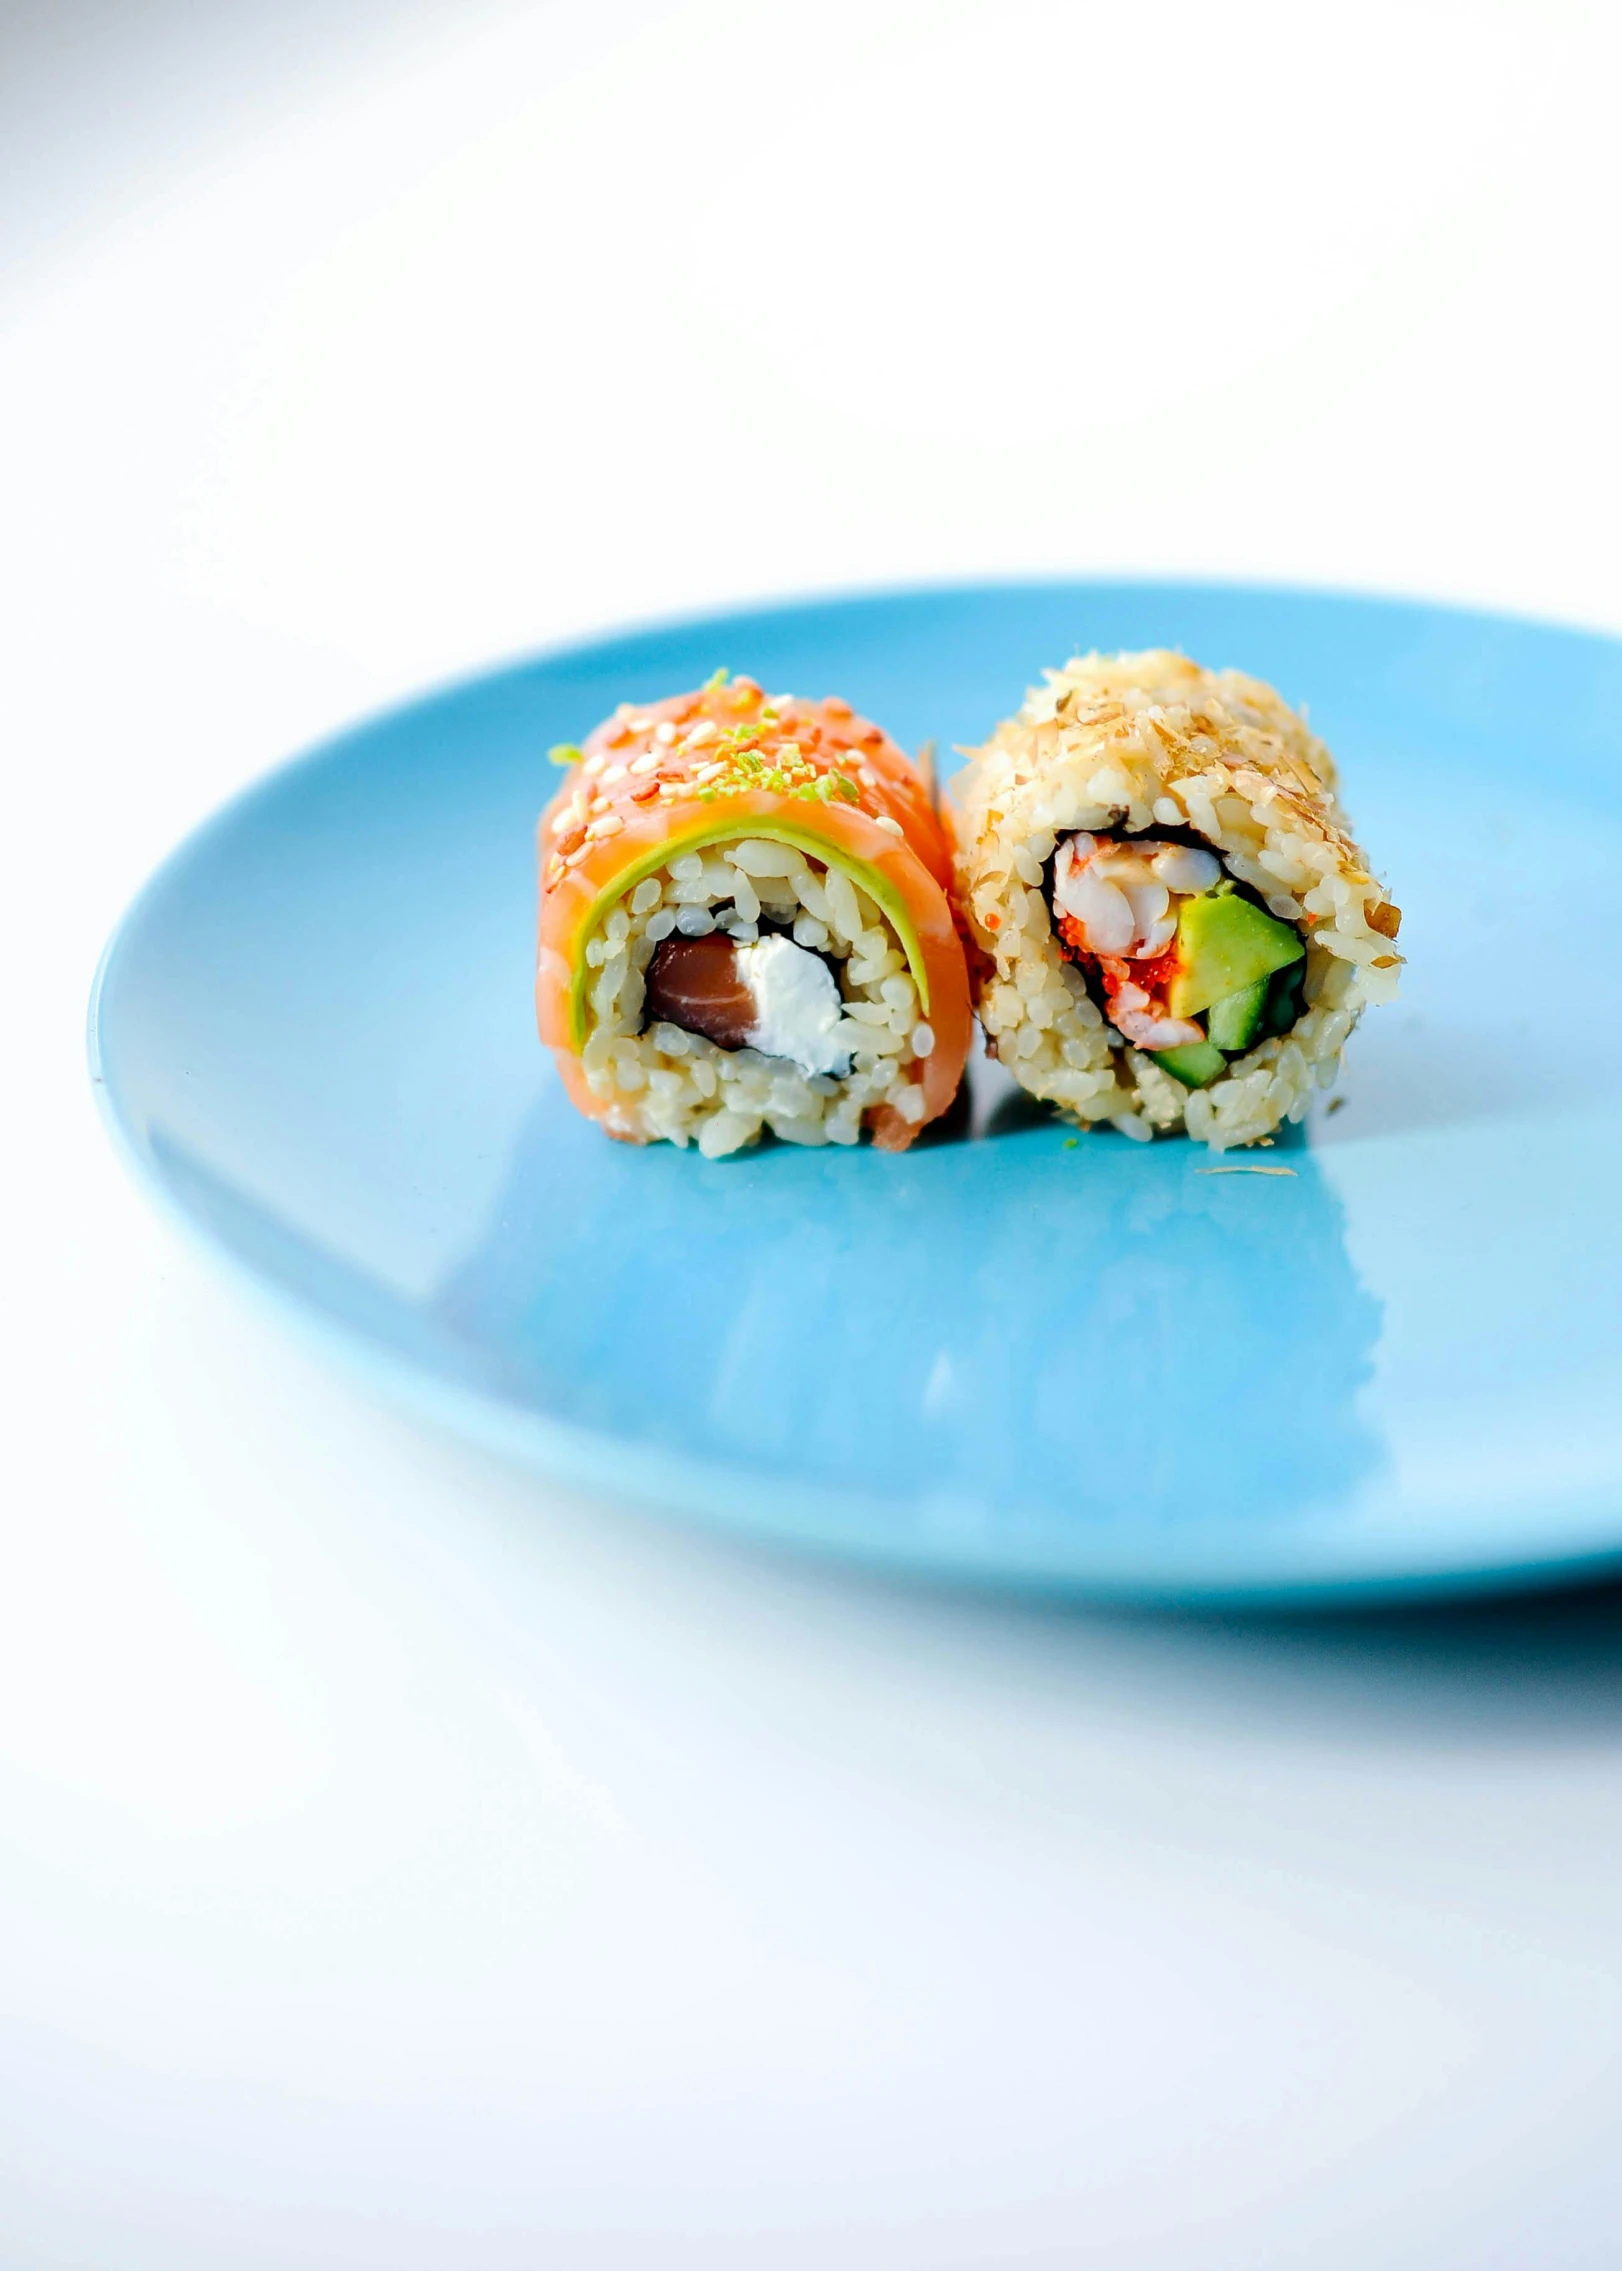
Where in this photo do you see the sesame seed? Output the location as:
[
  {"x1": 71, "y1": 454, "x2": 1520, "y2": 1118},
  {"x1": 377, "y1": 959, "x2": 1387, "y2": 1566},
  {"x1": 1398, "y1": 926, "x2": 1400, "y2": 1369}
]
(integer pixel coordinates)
[
  {"x1": 583, "y1": 753, "x2": 605, "y2": 776},
  {"x1": 654, "y1": 722, "x2": 677, "y2": 744},
  {"x1": 693, "y1": 761, "x2": 725, "y2": 783},
  {"x1": 874, "y1": 815, "x2": 904, "y2": 837},
  {"x1": 585, "y1": 813, "x2": 623, "y2": 840},
  {"x1": 601, "y1": 763, "x2": 627, "y2": 784}
]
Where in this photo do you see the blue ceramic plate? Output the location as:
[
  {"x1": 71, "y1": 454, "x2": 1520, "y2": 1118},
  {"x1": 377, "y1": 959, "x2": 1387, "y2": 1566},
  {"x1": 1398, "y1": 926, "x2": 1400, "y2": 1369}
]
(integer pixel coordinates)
[{"x1": 90, "y1": 583, "x2": 1622, "y2": 1605}]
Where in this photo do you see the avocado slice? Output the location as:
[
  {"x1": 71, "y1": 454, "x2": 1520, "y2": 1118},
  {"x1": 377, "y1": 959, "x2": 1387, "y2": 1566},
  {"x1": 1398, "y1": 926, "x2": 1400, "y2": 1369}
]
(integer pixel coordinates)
[
  {"x1": 1207, "y1": 975, "x2": 1269, "y2": 1053},
  {"x1": 1154, "y1": 1038, "x2": 1226, "y2": 1089},
  {"x1": 1167, "y1": 891, "x2": 1304, "y2": 1020}
]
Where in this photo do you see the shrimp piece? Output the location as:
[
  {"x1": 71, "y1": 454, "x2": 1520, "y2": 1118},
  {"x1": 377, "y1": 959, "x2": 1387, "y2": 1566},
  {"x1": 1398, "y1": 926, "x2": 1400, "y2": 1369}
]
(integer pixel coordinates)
[
  {"x1": 1053, "y1": 834, "x2": 1198, "y2": 962},
  {"x1": 1096, "y1": 964, "x2": 1204, "y2": 1050},
  {"x1": 1148, "y1": 843, "x2": 1220, "y2": 896},
  {"x1": 1055, "y1": 832, "x2": 1223, "y2": 1047}
]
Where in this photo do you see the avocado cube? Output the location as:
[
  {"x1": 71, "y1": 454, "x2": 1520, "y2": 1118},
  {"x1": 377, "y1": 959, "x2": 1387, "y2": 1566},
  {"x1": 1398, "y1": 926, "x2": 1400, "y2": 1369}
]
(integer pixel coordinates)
[
  {"x1": 1153, "y1": 1038, "x2": 1226, "y2": 1089},
  {"x1": 1167, "y1": 892, "x2": 1304, "y2": 1020},
  {"x1": 1207, "y1": 975, "x2": 1269, "y2": 1053}
]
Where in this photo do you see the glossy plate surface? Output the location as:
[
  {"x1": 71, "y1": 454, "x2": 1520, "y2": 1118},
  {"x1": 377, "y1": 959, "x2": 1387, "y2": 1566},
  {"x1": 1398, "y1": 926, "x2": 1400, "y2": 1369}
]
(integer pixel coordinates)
[{"x1": 90, "y1": 583, "x2": 1622, "y2": 1604}]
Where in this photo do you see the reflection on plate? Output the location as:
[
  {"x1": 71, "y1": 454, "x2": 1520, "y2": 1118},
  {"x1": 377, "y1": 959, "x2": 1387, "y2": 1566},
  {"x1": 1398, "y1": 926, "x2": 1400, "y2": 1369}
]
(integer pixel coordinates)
[
  {"x1": 89, "y1": 582, "x2": 1622, "y2": 1603},
  {"x1": 438, "y1": 1071, "x2": 1385, "y2": 1555}
]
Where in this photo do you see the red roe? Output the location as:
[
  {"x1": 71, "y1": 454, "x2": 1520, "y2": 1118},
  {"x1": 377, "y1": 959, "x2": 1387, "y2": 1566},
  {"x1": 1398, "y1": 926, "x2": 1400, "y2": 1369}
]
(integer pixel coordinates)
[{"x1": 1056, "y1": 915, "x2": 1183, "y2": 1022}]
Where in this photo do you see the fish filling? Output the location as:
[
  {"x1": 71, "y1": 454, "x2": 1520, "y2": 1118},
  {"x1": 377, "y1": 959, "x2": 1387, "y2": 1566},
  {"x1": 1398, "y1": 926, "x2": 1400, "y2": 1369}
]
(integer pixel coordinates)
[
  {"x1": 1049, "y1": 833, "x2": 1306, "y2": 1082},
  {"x1": 646, "y1": 930, "x2": 854, "y2": 1078}
]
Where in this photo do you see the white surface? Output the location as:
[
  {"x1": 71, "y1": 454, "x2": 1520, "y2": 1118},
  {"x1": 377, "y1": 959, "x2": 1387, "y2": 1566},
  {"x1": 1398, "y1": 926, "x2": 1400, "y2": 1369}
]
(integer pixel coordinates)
[{"x1": 8, "y1": 2, "x2": 1622, "y2": 2262}]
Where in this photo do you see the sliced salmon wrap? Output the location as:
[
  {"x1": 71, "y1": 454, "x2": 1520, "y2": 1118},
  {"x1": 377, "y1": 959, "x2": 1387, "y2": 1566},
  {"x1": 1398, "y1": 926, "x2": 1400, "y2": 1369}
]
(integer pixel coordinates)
[
  {"x1": 950, "y1": 651, "x2": 1402, "y2": 1151},
  {"x1": 537, "y1": 673, "x2": 972, "y2": 1155}
]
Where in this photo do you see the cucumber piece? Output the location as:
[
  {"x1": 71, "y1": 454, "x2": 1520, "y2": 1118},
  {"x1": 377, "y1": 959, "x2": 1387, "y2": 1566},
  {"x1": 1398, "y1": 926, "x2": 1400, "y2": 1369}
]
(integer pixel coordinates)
[
  {"x1": 1154, "y1": 1039, "x2": 1226, "y2": 1089},
  {"x1": 1207, "y1": 975, "x2": 1269, "y2": 1053},
  {"x1": 1262, "y1": 959, "x2": 1307, "y2": 1039}
]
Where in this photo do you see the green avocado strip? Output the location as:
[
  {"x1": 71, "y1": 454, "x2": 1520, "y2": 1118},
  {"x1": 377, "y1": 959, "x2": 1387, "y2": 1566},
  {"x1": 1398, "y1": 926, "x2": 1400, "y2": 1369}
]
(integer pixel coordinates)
[{"x1": 568, "y1": 818, "x2": 930, "y2": 1049}]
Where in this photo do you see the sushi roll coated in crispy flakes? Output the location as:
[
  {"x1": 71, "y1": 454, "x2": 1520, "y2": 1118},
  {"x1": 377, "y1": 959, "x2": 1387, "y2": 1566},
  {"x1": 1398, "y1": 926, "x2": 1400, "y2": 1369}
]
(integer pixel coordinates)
[
  {"x1": 950, "y1": 651, "x2": 1401, "y2": 1150},
  {"x1": 537, "y1": 674, "x2": 972, "y2": 1156}
]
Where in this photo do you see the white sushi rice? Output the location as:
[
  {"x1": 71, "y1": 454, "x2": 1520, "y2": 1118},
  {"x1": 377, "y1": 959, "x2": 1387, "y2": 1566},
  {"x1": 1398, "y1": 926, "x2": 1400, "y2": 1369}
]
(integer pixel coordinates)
[
  {"x1": 578, "y1": 838, "x2": 931, "y2": 1155},
  {"x1": 951, "y1": 651, "x2": 1402, "y2": 1151}
]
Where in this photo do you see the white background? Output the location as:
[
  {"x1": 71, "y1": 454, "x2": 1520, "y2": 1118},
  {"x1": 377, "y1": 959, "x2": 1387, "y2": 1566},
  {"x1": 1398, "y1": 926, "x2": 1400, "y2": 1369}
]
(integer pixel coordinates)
[{"x1": 7, "y1": 2, "x2": 1622, "y2": 2263}]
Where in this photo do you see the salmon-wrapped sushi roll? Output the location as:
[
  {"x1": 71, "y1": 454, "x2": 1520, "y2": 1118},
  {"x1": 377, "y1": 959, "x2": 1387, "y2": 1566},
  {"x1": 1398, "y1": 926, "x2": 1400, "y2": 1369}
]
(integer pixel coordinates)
[
  {"x1": 951, "y1": 651, "x2": 1401, "y2": 1151},
  {"x1": 537, "y1": 673, "x2": 972, "y2": 1156}
]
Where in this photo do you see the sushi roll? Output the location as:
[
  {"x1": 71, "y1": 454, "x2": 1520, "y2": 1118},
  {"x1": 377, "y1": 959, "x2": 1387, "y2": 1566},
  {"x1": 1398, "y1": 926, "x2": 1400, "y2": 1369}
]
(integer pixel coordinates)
[
  {"x1": 537, "y1": 673, "x2": 972, "y2": 1155},
  {"x1": 950, "y1": 651, "x2": 1401, "y2": 1150}
]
